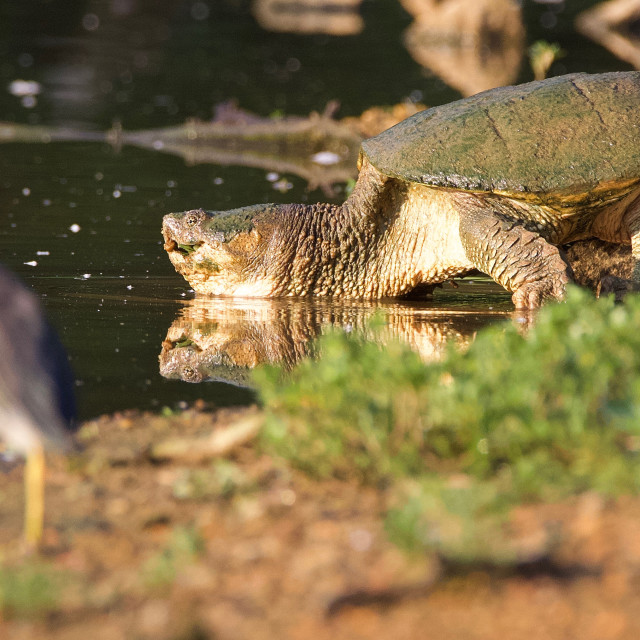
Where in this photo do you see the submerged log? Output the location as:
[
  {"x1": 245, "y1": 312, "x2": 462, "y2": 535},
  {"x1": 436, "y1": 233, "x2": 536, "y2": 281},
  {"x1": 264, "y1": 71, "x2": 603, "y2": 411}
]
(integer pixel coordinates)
[
  {"x1": 252, "y1": 0, "x2": 363, "y2": 35},
  {"x1": 0, "y1": 101, "x2": 422, "y2": 195}
]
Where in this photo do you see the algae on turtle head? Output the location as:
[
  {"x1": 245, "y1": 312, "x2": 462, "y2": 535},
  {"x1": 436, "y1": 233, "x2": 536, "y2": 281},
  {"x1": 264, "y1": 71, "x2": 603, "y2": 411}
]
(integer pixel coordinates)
[{"x1": 163, "y1": 71, "x2": 640, "y2": 309}]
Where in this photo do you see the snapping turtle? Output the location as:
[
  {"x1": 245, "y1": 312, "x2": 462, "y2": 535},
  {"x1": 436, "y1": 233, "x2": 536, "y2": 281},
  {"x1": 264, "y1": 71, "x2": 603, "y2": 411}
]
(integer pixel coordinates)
[{"x1": 163, "y1": 72, "x2": 640, "y2": 308}]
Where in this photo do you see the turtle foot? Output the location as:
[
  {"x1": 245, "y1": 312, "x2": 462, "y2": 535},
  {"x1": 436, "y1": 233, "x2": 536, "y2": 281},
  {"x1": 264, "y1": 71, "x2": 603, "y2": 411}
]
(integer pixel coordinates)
[
  {"x1": 596, "y1": 276, "x2": 640, "y2": 302},
  {"x1": 511, "y1": 280, "x2": 566, "y2": 310}
]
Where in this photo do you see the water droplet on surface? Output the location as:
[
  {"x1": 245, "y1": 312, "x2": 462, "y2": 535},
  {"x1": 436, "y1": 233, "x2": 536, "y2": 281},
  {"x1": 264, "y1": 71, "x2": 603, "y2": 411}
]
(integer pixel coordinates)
[
  {"x1": 540, "y1": 11, "x2": 557, "y2": 29},
  {"x1": 286, "y1": 57, "x2": 301, "y2": 72},
  {"x1": 17, "y1": 54, "x2": 34, "y2": 68},
  {"x1": 272, "y1": 179, "x2": 292, "y2": 193},
  {"x1": 82, "y1": 13, "x2": 100, "y2": 31},
  {"x1": 8, "y1": 79, "x2": 41, "y2": 96},
  {"x1": 311, "y1": 151, "x2": 341, "y2": 166},
  {"x1": 191, "y1": 1, "x2": 209, "y2": 20}
]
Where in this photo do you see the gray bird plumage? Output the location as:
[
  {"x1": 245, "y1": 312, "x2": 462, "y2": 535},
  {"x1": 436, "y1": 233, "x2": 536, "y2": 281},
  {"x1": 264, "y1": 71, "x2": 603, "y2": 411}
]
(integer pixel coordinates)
[
  {"x1": 0, "y1": 265, "x2": 76, "y2": 547},
  {"x1": 0, "y1": 265, "x2": 75, "y2": 454}
]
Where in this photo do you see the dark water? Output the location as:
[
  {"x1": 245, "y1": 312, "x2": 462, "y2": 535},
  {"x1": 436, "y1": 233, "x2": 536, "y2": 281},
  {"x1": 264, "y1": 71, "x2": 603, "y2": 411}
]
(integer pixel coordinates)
[{"x1": 0, "y1": 0, "x2": 633, "y2": 418}]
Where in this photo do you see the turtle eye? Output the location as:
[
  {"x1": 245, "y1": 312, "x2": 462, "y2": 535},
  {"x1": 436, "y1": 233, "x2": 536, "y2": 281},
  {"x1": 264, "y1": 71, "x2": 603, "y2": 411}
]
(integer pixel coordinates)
[
  {"x1": 182, "y1": 365, "x2": 197, "y2": 380},
  {"x1": 185, "y1": 212, "x2": 200, "y2": 227}
]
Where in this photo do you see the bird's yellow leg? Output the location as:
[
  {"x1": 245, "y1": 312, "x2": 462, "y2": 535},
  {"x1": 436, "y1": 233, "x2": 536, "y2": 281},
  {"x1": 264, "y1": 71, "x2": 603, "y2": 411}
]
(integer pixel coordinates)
[{"x1": 24, "y1": 445, "x2": 45, "y2": 548}]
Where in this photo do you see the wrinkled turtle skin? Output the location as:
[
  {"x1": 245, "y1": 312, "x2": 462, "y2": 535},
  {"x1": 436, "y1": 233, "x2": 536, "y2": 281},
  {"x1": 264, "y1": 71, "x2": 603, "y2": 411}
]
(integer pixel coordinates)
[{"x1": 163, "y1": 72, "x2": 640, "y2": 309}]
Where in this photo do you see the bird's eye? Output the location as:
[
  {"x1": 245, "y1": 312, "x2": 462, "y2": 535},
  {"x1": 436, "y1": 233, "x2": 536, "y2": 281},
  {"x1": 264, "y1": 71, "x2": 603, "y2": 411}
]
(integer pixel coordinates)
[{"x1": 185, "y1": 213, "x2": 199, "y2": 227}]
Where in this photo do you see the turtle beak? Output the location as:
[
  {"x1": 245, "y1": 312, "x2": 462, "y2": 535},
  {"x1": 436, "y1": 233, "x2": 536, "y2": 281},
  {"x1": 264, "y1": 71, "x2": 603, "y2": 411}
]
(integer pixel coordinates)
[
  {"x1": 163, "y1": 237, "x2": 202, "y2": 256},
  {"x1": 162, "y1": 213, "x2": 206, "y2": 255}
]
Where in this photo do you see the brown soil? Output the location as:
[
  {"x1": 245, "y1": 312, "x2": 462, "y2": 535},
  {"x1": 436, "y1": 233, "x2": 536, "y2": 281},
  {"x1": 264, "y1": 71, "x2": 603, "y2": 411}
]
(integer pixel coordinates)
[{"x1": 2, "y1": 405, "x2": 640, "y2": 640}]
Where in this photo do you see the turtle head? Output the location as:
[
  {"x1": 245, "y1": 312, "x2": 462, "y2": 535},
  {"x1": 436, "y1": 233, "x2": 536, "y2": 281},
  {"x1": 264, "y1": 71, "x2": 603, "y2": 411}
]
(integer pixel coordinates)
[
  {"x1": 162, "y1": 205, "x2": 282, "y2": 296},
  {"x1": 159, "y1": 334, "x2": 255, "y2": 387}
]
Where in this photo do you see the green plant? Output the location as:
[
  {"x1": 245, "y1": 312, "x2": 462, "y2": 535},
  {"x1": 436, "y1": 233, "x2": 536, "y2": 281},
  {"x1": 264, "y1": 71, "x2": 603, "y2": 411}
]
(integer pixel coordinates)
[
  {"x1": 0, "y1": 560, "x2": 65, "y2": 618},
  {"x1": 143, "y1": 526, "x2": 205, "y2": 591},
  {"x1": 172, "y1": 460, "x2": 251, "y2": 500},
  {"x1": 256, "y1": 323, "x2": 430, "y2": 481},
  {"x1": 255, "y1": 287, "x2": 640, "y2": 557},
  {"x1": 385, "y1": 477, "x2": 515, "y2": 561},
  {"x1": 529, "y1": 40, "x2": 564, "y2": 80}
]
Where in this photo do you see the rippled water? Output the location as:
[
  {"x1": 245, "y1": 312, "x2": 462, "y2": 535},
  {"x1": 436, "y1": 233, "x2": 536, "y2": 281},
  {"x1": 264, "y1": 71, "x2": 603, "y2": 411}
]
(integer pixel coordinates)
[{"x1": 0, "y1": 0, "x2": 632, "y2": 418}]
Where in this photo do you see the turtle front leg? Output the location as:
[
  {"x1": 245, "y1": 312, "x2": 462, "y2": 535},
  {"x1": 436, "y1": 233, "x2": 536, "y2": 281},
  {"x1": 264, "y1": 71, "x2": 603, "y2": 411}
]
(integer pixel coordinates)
[{"x1": 458, "y1": 202, "x2": 572, "y2": 309}]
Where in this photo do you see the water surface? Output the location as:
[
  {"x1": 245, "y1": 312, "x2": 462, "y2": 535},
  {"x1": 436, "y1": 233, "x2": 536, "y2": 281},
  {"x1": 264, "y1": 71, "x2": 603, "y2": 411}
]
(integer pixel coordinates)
[{"x1": 0, "y1": 0, "x2": 632, "y2": 418}]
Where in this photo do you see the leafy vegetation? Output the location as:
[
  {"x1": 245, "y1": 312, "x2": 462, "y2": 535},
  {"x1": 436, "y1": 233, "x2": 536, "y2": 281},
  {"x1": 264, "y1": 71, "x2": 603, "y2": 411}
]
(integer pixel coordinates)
[
  {"x1": 528, "y1": 40, "x2": 564, "y2": 80},
  {"x1": 0, "y1": 560, "x2": 65, "y2": 618},
  {"x1": 255, "y1": 287, "x2": 640, "y2": 557},
  {"x1": 172, "y1": 460, "x2": 252, "y2": 500},
  {"x1": 142, "y1": 526, "x2": 205, "y2": 591}
]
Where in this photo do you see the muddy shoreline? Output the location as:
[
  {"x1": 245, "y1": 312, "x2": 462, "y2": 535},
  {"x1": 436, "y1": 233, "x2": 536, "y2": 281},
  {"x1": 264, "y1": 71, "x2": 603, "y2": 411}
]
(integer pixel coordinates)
[{"x1": 2, "y1": 405, "x2": 640, "y2": 640}]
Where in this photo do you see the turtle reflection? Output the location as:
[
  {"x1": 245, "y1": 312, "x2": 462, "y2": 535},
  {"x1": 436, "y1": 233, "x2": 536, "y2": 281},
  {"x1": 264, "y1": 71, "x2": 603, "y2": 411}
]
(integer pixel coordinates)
[{"x1": 159, "y1": 293, "x2": 510, "y2": 387}]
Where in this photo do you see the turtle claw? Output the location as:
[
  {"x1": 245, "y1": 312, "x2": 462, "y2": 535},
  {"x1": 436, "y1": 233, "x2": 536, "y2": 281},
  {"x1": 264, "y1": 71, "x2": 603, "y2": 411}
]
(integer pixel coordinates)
[
  {"x1": 596, "y1": 275, "x2": 640, "y2": 302},
  {"x1": 511, "y1": 280, "x2": 566, "y2": 310}
]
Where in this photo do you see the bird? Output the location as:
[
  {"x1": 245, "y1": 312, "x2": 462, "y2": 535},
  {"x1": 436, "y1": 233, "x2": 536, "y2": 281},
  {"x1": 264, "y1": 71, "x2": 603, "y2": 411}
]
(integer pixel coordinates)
[{"x1": 0, "y1": 265, "x2": 76, "y2": 547}]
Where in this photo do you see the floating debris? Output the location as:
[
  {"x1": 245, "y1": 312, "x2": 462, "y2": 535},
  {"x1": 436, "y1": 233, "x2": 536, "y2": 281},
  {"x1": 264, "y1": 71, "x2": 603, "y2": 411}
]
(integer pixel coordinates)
[
  {"x1": 311, "y1": 151, "x2": 341, "y2": 165},
  {"x1": 8, "y1": 79, "x2": 42, "y2": 97}
]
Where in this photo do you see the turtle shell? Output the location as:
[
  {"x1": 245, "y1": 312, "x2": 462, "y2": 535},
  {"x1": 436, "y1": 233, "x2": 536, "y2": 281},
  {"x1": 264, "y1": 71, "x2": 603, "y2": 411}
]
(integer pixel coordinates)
[{"x1": 361, "y1": 72, "x2": 640, "y2": 206}]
